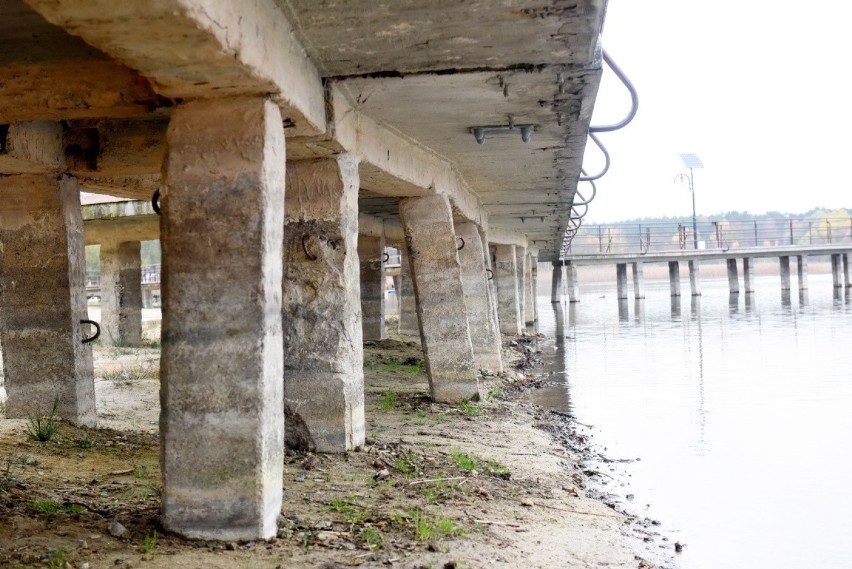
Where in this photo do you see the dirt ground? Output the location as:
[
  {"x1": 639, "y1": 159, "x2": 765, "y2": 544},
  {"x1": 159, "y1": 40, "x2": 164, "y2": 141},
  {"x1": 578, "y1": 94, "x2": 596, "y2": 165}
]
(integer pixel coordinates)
[{"x1": 0, "y1": 324, "x2": 672, "y2": 569}]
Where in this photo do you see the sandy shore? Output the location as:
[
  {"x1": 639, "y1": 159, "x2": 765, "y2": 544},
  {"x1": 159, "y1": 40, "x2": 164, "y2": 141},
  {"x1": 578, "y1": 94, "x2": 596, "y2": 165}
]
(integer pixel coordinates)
[{"x1": 0, "y1": 327, "x2": 671, "y2": 568}]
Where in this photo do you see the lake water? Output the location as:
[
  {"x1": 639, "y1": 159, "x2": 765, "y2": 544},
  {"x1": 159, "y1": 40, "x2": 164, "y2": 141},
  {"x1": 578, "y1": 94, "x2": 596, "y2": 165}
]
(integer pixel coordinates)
[{"x1": 529, "y1": 273, "x2": 852, "y2": 569}]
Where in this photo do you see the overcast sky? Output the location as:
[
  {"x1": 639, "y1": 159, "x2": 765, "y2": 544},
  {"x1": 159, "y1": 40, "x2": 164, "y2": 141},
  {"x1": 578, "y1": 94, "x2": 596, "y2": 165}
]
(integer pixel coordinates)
[{"x1": 584, "y1": 1, "x2": 850, "y2": 223}]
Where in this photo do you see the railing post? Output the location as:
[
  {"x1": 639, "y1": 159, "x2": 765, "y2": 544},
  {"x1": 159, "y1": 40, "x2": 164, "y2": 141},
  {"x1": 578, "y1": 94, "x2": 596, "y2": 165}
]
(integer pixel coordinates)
[
  {"x1": 754, "y1": 220, "x2": 758, "y2": 247},
  {"x1": 827, "y1": 220, "x2": 832, "y2": 244},
  {"x1": 598, "y1": 225, "x2": 603, "y2": 253},
  {"x1": 789, "y1": 219, "x2": 794, "y2": 245}
]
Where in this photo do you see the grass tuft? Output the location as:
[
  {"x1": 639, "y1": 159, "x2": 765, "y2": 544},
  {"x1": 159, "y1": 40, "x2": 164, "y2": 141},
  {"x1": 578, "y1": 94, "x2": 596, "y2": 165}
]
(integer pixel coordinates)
[
  {"x1": 26, "y1": 397, "x2": 60, "y2": 442},
  {"x1": 378, "y1": 391, "x2": 397, "y2": 412}
]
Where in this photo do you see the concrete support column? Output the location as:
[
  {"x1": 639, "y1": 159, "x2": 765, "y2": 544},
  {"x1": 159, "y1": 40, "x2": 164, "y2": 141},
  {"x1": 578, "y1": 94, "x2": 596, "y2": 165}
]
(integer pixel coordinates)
[
  {"x1": 797, "y1": 255, "x2": 808, "y2": 291},
  {"x1": 456, "y1": 222, "x2": 503, "y2": 373},
  {"x1": 688, "y1": 260, "x2": 701, "y2": 296},
  {"x1": 530, "y1": 256, "x2": 539, "y2": 323},
  {"x1": 400, "y1": 195, "x2": 479, "y2": 402},
  {"x1": 0, "y1": 169, "x2": 96, "y2": 426},
  {"x1": 524, "y1": 254, "x2": 536, "y2": 325},
  {"x1": 0, "y1": 121, "x2": 94, "y2": 424},
  {"x1": 727, "y1": 258, "x2": 740, "y2": 294},
  {"x1": 844, "y1": 253, "x2": 850, "y2": 288},
  {"x1": 398, "y1": 248, "x2": 420, "y2": 335},
  {"x1": 831, "y1": 254, "x2": 843, "y2": 288},
  {"x1": 515, "y1": 247, "x2": 528, "y2": 325},
  {"x1": 358, "y1": 235, "x2": 386, "y2": 341},
  {"x1": 159, "y1": 97, "x2": 284, "y2": 540},
  {"x1": 616, "y1": 263, "x2": 628, "y2": 300},
  {"x1": 566, "y1": 262, "x2": 580, "y2": 303},
  {"x1": 779, "y1": 256, "x2": 791, "y2": 291},
  {"x1": 743, "y1": 258, "x2": 754, "y2": 293},
  {"x1": 494, "y1": 244, "x2": 522, "y2": 335},
  {"x1": 668, "y1": 261, "x2": 681, "y2": 297},
  {"x1": 551, "y1": 261, "x2": 563, "y2": 302},
  {"x1": 282, "y1": 157, "x2": 365, "y2": 453},
  {"x1": 100, "y1": 241, "x2": 143, "y2": 346},
  {"x1": 631, "y1": 262, "x2": 645, "y2": 299},
  {"x1": 480, "y1": 233, "x2": 502, "y2": 347}
]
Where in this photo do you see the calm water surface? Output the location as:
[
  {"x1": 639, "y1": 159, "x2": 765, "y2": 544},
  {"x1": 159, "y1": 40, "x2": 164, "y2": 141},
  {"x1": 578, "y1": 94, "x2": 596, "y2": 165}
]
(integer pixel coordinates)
[{"x1": 529, "y1": 273, "x2": 852, "y2": 569}]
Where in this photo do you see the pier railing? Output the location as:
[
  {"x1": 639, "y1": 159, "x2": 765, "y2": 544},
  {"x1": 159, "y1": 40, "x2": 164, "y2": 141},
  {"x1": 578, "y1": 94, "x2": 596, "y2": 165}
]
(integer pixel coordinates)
[
  {"x1": 86, "y1": 264, "x2": 161, "y2": 289},
  {"x1": 566, "y1": 217, "x2": 852, "y2": 255}
]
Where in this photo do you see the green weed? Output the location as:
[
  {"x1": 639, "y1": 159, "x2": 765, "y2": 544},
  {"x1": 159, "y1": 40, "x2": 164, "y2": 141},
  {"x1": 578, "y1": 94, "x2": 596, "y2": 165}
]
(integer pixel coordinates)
[
  {"x1": 485, "y1": 387, "x2": 504, "y2": 402},
  {"x1": 460, "y1": 400, "x2": 482, "y2": 415},
  {"x1": 450, "y1": 448, "x2": 478, "y2": 471},
  {"x1": 378, "y1": 391, "x2": 397, "y2": 412},
  {"x1": 26, "y1": 398, "x2": 60, "y2": 442},
  {"x1": 362, "y1": 525, "x2": 383, "y2": 550},
  {"x1": 30, "y1": 500, "x2": 83, "y2": 514},
  {"x1": 142, "y1": 530, "x2": 158, "y2": 554},
  {"x1": 47, "y1": 548, "x2": 68, "y2": 569}
]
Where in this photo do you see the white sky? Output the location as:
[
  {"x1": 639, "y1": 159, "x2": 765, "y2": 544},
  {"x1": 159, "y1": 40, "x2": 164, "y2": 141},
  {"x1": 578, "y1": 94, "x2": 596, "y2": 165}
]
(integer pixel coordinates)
[{"x1": 585, "y1": 0, "x2": 851, "y2": 223}]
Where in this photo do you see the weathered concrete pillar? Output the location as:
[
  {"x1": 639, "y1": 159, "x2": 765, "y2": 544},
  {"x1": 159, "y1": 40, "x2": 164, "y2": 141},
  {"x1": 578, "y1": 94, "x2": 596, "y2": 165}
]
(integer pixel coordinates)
[
  {"x1": 727, "y1": 258, "x2": 740, "y2": 294},
  {"x1": 358, "y1": 235, "x2": 386, "y2": 341},
  {"x1": 668, "y1": 261, "x2": 681, "y2": 297},
  {"x1": 616, "y1": 263, "x2": 628, "y2": 300},
  {"x1": 515, "y1": 247, "x2": 529, "y2": 325},
  {"x1": 494, "y1": 244, "x2": 522, "y2": 335},
  {"x1": 688, "y1": 260, "x2": 701, "y2": 296},
  {"x1": 631, "y1": 262, "x2": 645, "y2": 299},
  {"x1": 779, "y1": 256, "x2": 791, "y2": 291},
  {"x1": 524, "y1": 254, "x2": 537, "y2": 325},
  {"x1": 566, "y1": 262, "x2": 580, "y2": 303},
  {"x1": 797, "y1": 255, "x2": 808, "y2": 291},
  {"x1": 398, "y1": 247, "x2": 419, "y2": 335},
  {"x1": 743, "y1": 257, "x2": 754, "y2": 293},
  {"x1": 100, "y1": 241, "x2": 143, "y2": 346},
  {"x1": 282, "y1": 156, "x2": 366, "y2": 453},
  {"x1": 159, "y1": 97, "x2": 284, "y2": 540},
  {"x1": 844, "y1": 253, "x2": 851, "y2": 288},
  {"x1": 831, "y1": 254, "x2": 843, "y2": 288},
  {"x1": 456, "y1": 221, "x2": 503, "y2": 373},
  {"x1": 551, "y1": 261, "x2": 563, "y2": 302},
  {"x1": 400, "y1": 195, "x2": 479, "y2": 402},
  {"x1": 0, "y1": 121, "x2": 95, "y2": 426}
]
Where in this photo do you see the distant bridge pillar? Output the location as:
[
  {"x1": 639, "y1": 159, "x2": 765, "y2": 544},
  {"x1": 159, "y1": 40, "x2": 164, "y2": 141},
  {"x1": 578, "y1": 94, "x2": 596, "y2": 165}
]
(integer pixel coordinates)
[
  {"x1": 524, "y1": 253, "x2": 536, "y2": 325},
  {"x1": 779, "y1": 256, "x2": 791, "y2": 291},
  {"x1": 515, "y1": 247, "x2": 528, "y2": 325},
  {"x1": 688, "y1": 260, "x2": 701, "y2": 296},
  {"x1": 797, "y1": 255, "x2": 809, "y2": 291},
  {"x1": 550, "y1": 261, "x2": 563, "y2": 302},
  {"x1": 727, "y1": 258, "x2": 740, "y2": 294},
  {"x1": 358, "y1": 234, "x2": 386, "y2": 341},
  {"x1": 530, "y1": 255, "x2": 539, "y2": 324},
  {"x1": 616, "y1": 263, "x2": 628, "y2": 300},
  {"x1": 494, "y1": 244, "x2": 522, "y2": 334},
  {"x1": 743, "y1": 258, "x2": 754, "y2": 293},
  {"x1": 100, "y1": 240, "x2": 143, "y2": 347},
  {"x1": 398, "y1": 248, "x2": 419, "y2": 336},
  {"x1": 566, "y1": 262, "x2": 580, "y2": 303},
  {"x1": 831, "y1": 254, "x2": 843, "y2": 288},
  {"x1": 668, "y1": 261, "x2": 681, "y2": 297},
  {"x1": 844, "y1": 253, "x2": 850, "y2": 288},
  {"x1": 631, "y1": 262, "x2": 645, "y2": 299}
]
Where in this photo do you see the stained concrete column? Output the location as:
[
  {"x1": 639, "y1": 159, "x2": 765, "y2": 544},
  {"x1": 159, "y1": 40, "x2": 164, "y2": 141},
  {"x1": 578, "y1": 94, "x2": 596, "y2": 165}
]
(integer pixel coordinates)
[
  {"x1": 159, "y1": 97, "x2": 284, "y2": 540},
  {"x1": 358, "y1": 235, "x2": 386, "y2": 341},
  {"x1": 494, "y1": 244, "x2": 522, "y2": 335},
  {"x1": 743, "y1": 258, "x2": 754, "y2": 293},
  {"x1": 844, "y1": 253, "x2": 850, "y2": 288},
  {"x1": 282, "y1": 157, "x2": 365, "y2": 453},
  {"x1": 100, "y1": 241, "x2": 143, "y2": 346},
  {"x1": 398, "y1": 248, "x2": 420, "y2": 335},
  {"x1": 400, "y1": 195, "x2": 479, "y2": 402},
  {"x1": 631, "y1": 262, "x2": 645, "y2": 299},
  {"x1": 516, "y1": 246, "x2": 528, "y2": 325},
  {"x1": 616, "y1": 263, "x2": 628, "y2": 300},
  {"x1": 688, "y1": 260, "x2": 701, "y2": 296},
  {"x1": 0, "y1": 121, "x2": 95, "y2": 426},
  {"x1": 479, "y1": 231, "x2": 502, "y2": 344},
  {"x1": 797, "y1": 255, "x2": 808, "y2": 291},
  {"x1": 566, "y1": 262, "x2": 580, "y2": 303},
  {"x1": 831, "y1": 254, "x2": 843, "y2": 288},
  {"x1": 668, "y1": 261, "x2": 681, "y2": 297},
  {"x1": 727, "y1": 258, "x2": 740, "y2": 294},
  {"x1": 530, "y1": 255, "x2": 539, "y2": 323},
  {"x1": 551, "y1": 261, "x2": 563, "y2": 302},
  {"x1": 456, "y1": 221, "x2": 502, "y2": 373},
  {"x1": 779, "y1": 256, "x2": 791, "y2": 291}
]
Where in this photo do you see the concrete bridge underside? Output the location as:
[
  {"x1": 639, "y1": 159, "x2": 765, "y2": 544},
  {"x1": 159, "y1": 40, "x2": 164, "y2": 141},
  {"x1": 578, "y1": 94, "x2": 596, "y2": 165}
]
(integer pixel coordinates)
[{"x1": 0, "y1": 0, "x2": 607, "y2": 540}]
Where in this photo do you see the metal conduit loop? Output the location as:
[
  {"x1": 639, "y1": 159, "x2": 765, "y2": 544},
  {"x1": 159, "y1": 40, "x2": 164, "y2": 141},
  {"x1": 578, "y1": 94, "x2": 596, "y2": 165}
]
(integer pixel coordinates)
[
  {"x1": 589, "y1": 50, "x2": 640, "y2": 133},
  {"x1": 80, "y1": 319, "x2": 100, "y2": 344}
]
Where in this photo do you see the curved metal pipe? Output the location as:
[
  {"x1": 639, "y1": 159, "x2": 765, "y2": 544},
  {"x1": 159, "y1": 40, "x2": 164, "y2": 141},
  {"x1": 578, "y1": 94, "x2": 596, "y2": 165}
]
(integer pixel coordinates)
[
  {"x1": 589, "y1": 50, "x2": 639, "y2": 133},
  {"x1": 578, "y1": 133, "x2": 610, "y2": 182},
  {"x1": 573, "y1": 169, "x2": 598, "y2": 206}
]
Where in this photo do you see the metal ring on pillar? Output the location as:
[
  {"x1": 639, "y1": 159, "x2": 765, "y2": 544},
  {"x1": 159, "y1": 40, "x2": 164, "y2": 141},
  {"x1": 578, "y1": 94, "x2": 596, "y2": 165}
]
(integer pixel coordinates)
[
  {"x1": 486, "y1": 268, "x2": 494, "y2": 281},
  {"x1": 152, "y1": 189, "x2": 161, "y2": 215},
  {"x1": 383, "y1": 252, "x2": 390, "y2": 263},
  {"x1": 302, "y1": 235, "x2": 317, "y2": 261},
  {"x1": 80, "y1": 319, "x2": 100, "y2": 344},
  {"x1": 457, "y1": 237, "x2": 465, "y2": 251}
]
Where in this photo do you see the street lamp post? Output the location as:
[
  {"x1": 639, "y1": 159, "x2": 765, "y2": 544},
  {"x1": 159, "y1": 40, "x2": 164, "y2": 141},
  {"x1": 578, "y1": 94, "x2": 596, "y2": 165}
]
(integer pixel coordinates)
[{"x1": 675, "y1": 153, "x2": 704, "y2": 250}]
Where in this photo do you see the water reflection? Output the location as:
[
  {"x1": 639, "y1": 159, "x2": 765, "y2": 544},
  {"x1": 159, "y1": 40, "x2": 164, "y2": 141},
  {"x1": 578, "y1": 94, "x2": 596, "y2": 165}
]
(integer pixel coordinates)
[
  {"x1": 670, "y1": 295, "x2": 681, "y2": 320},
  {"x1": 634, "y1": 298, "x2": 645, "y2": 323},
  {"x1": 744, "y1": 292, "x2": 754, "y2": 313},
  {"x1": 728, "y1": 293, "x2": 739, "y2": 314},
  {"x1": 618, "y1": 298, "x2": 629, "y2": 321},
  {"x1": 799, "y1": 289, "x2": 809, "y2": 307},
  {"x1": 690, "y1": 295, "x2": 701, "y2": 319}
]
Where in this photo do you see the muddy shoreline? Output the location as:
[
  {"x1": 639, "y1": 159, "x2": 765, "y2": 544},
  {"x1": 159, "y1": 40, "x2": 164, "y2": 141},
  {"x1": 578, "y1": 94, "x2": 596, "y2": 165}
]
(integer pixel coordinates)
[{"x1": 0, "y1": 330, "x2": 673, "y2": 568}]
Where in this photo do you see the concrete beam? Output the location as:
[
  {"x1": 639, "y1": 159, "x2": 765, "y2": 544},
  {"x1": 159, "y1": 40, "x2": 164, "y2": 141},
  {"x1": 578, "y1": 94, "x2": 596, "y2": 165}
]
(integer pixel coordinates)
[
  {"x1": 0, "y1": 121, "x2": 65, "y2": 174},
  {"x1": 27, "y1": 0, "x2": 327, "y2": 137},
  {"x1": 159, "y1": 97, "x2": 285, "y2": 540},
  {"x1": 400, "y1": 195, "x2": 479, "y2": 403},
  {"x1": 282, "y1": 157, "x2": 365, "y2": 453}
]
